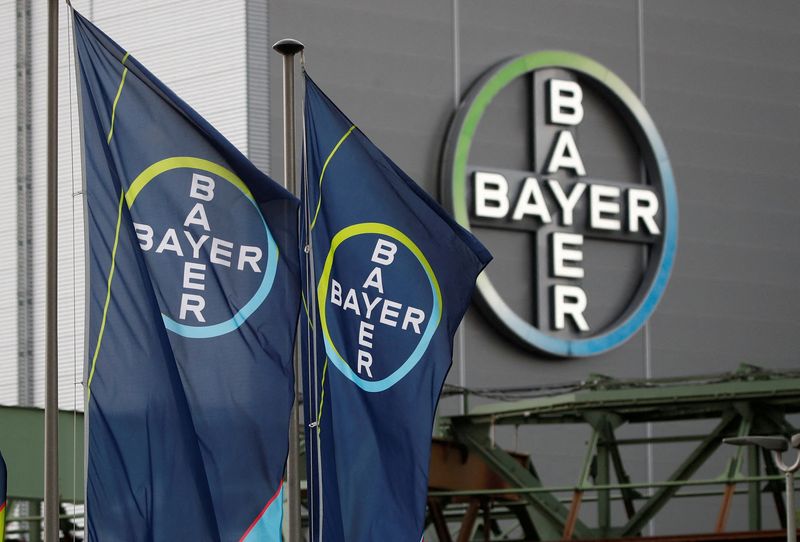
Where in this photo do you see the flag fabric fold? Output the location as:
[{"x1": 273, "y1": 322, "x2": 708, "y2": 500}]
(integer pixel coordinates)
[
  {"x1": 301, "y1": 73, "x2": 492, "y2": 541},
  {"x1": 74, "y1": 10, "x2": 298, "y2": 541}
]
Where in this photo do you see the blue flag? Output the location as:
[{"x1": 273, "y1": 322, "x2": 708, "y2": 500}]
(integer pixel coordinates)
[
  {"x1": 301, "y1": 74, "x2": 491, "y2": 541},
  {"x1": 1, "y1": 449, "x2": 6, "y2": 540},
  {"x1": 74, "y1": 10, "x2": 298, "y2": 541}
]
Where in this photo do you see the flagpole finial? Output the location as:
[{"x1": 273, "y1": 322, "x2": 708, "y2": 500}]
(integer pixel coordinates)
[{"x1": 273, "y1": 39, "x2": 304, "y2": 56}]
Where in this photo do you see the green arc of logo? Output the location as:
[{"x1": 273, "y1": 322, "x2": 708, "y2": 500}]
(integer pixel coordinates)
[
  {"x1": 317, "y1": 222, "x2": 443, "y2": 392},
  {"x1": 441, "y1": 51, "x2": 678, "y2": 358},
  {"x1": 127, "y1": 157, "x2": 279, "y2": 339}
]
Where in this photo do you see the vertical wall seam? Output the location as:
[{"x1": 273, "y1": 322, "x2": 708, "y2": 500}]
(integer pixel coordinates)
[
  {"x1": 245, "y1": 0, "x2": 251, "y2": 159},
  {"x1": 452, "y1": 0, "x2": 467, "y2": 414},
  {"x1": 16, "y1": 0, "x2": 33, "y2": 407},
  {"x1": 638, "y1": 0, "x2": 656, "y2": 537},
  {"x1": 245, "y1": 0, "x2": 270, "y2": 173},
  {"x1": 453, "y1": 0, "x2": 460, "y2": 110}
]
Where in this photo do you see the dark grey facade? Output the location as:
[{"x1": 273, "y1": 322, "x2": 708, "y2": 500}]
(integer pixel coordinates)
[{"x1": 266, "y1": 0, "x2": 799, "y2": 536}]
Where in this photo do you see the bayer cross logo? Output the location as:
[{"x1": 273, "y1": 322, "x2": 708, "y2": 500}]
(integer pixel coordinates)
[
  {"x1": 127, "y1": 158, "x2": 278, "y2": 339},
  {"x1": 318, "y1": 223, "x2": 442, "y2": 392},
  {"x1": 442, "y1": 52, "x2": 678, "y2": 357},
  {"x1": 471, "y1": 76, "x2": 662, "y2": 333}
]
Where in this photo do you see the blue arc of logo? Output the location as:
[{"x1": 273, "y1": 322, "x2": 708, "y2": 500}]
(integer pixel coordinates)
[
  {"x1": 127, "y1": 157, "x2": 278, "y2": 339},
  {"x1": 443, "y1": 51, "x2": 678, "y2": 357},
  {"x1": 317, "y1": 223, "x2": 442, "y2": 392},
  {"x1": 162, "y1": 196, "x2": 278, "y2": 339}
]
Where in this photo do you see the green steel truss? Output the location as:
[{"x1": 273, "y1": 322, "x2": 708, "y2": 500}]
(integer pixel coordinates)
[
  {"x1": 0, "y1": 405, "x2": 84, "y2": 540},
  {"x1": 2, "y1": 366, "x2": 799, "y2": 541},
  {"x1": 429, "y1": 366, "x2": 800, "y2": 541}
]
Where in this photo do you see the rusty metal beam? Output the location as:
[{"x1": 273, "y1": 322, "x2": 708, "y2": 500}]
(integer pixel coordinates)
[
  {"x1": 563, "y1": 491, "x2": 584, "y2": 540},
  {"x1": 452, "y1": 421, "x2": 590, "y2": 540},
  {"x1": 715, "y1": 484, "x2": 736, "y2": 533},
  {"x1": 457, "y1": 498, "x2": 481, "y2": 542},
  {"x1": 716, "y1": 414, "x2": 753, "y2": 532},
  {"x1": 428, "y1": 497, "x2": 452, "y2": 542}
]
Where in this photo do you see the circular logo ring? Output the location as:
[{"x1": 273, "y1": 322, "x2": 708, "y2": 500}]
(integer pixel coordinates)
[
  {"x1": 441, "y1": 51, "x2": 678, "y2": 357},
  {"x1": 127, "y1": 157, "x2": 279, "y2": 339},
  {"x1": 317, "y1": 222, "x2": 442, "y2": 392}
]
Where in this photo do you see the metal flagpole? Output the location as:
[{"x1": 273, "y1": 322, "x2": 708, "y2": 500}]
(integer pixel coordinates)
[
  {"x1": 299, "y1": 55, "x2": 323, "y2": 541},
  {"x1": 273, "y1": 37, "x2": 305, "y2": 541},
  {"x1": 786, "y1": 468, "x2": 796, "y2": 542},
  {"x1": 45, "y1": 0, "x2": 59, "y2": 539}
]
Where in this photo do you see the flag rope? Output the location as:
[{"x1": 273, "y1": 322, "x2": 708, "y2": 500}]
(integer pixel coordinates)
[
  {"x1": 315, "y1": 358, "x2": 328, "y2": 430},
  {"x1": 301, "y1": 70, "x2": 325, "y2": 541},
  {"x1": 66, "y1": 5, "x2": 80, "y2": 523},
  {"x1": 301, "y1": 291, "x2": 313, "y2": 330},
  {"x1": 300, "y1": 70, "x2": 317, "y2": 538}
]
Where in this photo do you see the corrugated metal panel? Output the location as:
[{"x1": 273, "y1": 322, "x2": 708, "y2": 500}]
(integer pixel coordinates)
[
  {"x1": 27, "y1": 0, "x2": 45, "y2": 408},
  {"x1": 246, "y1": 0, "x2": 270, "y2": 172},
  {"x1": 0, "y1": 0, "x2": 20, "y2": 405},
  {"x1": 15, "y1": 0, "x2": 249, "y2": 410},
  {"x1": 90, "y1": 0, "x2": 248, "y2": 150},
  {"x1": 57, "y1": 0, "x2": 86, "y2": 411},
  {"x1": 27, "y1": 0, "x2": 85, "y2": 410}
]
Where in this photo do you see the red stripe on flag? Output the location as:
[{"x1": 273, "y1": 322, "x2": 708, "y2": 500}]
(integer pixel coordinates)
[{"x1": 238, "y1": 481, "x2": 283, "y2": 542}]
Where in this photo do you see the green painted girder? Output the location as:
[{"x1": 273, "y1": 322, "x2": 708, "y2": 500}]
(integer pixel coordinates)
[
  {"x1": 0, "y1": 405, "x2": 84, "y2": 502},
  {"x1": 452, "y1": 420, "x2": 592, "y2": 540},
  {"x1": 620, "y1": 412, "x2": 739, "y2": 536},
  {"x1": 452, "y1": 371, "x2": 800, "y2": 426}
]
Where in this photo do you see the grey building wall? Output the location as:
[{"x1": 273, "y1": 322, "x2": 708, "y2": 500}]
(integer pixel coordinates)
[
  {"x1": 269, "y1": 0, "x2": 800, "y2": 535},
  {"x1": 268, "y1": 0, "x2": 799, "y2": 381}
]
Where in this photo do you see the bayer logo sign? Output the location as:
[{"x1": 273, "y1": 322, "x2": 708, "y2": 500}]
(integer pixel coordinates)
[{"x1": 442, "y1": 51, "x2": 678, "y2": 358}]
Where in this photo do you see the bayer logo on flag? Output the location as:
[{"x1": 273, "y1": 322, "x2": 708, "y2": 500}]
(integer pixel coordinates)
[
  {"x1": 318, "y1": 223, "x2": 442, "y2": 392},
  {"x1": 127, "y1": 157, "x2": 279, "y2": 339}
]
